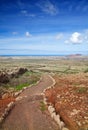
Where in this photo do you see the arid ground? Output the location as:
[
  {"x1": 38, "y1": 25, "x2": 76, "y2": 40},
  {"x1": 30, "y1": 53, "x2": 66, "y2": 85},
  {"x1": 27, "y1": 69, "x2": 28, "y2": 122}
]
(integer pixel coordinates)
[{"x1": 0, "y1": 56, "x2": 88, "y2": 130}]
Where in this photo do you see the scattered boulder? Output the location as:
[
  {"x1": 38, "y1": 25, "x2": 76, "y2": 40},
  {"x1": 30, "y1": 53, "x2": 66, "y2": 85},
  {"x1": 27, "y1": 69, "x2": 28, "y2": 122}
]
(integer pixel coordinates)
[
  {"x1": 7, "y1": 102, "x2": 15, "y2": 111},
  {"x1": 10, "y1": 73, "x2": 16, "y2": 78},
  {"x1": 17, "y1": 68, "x2": 28, "y2": 75},
  {"x1": 0, "y1": 101, "x2": 15, "y2": 124},
  {"x1": 14, "y1": 92, "x2": 20, "y2": 97},
  {"x1": 15, "y1": 96, "x2": 23, "y2": 101},
  {"x1": 0, "y1": 73, "x2": 9, "y2": 84},
  {"x1": 48, "y1": 105, "x2": 55, "y2": 114},
  {"x1": 62, "y1": 127, "x2": 69, "y2": 130},
  {"x1": 2, "y1": 93, "x2": 9, "y2": 99}
]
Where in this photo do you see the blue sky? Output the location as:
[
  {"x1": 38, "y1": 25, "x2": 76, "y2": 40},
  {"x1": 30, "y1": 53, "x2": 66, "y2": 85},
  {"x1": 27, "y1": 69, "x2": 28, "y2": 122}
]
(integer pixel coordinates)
[{"x1": 0, "y1": 0, "x2": 88, "y2": 55}]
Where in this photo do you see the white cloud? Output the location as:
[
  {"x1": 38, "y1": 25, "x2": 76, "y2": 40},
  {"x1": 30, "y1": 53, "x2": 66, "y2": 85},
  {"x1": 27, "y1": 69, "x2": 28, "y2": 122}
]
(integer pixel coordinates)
[
  {"x1": 21, "y1": 10, "x2": 36, "y2": 17},
  {"x1": 12, "y1": 32, "x2": 18, "y2": 35},
  {"x1": 55, "y1": 33, "x2": 63, "y2": 40},
  {"x1": 70, "y1": 32, "x2": 82, "y2": 44},
  {"x1": 84, "y1": 29, "x2": 88, "y2": 42},
  {"x1": 37, "y1": 0, "x2": 58, "y2": 15},
  {"x1": 25, "y1": 32, "x2": 32, "y2": 37},
  {"x1": 21, "y1": 10, "x2": 27, "y2": 14},
  {"x1": 65, "y1": 32, "x2": 83, "y2": 44},
  {"x1": 84, "y1": 35, "x2": 88, "y2": 40}
]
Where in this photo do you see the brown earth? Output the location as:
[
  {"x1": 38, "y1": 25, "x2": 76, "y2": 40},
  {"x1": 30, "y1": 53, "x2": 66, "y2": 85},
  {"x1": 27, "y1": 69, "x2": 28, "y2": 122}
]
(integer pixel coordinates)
[
  {"x1": 45, "y1": 73, "x2": 88, "y2": 130},
  {"x1": 0, "y1": 74, "x2": 59, "y2": 130},
  {"x1": 0, "y1": 97, "x2": 15, "y2": 117}
]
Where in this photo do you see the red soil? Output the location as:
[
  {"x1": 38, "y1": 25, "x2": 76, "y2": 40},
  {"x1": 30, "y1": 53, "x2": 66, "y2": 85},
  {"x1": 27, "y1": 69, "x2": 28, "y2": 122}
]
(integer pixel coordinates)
[
  {"x1": 0, "y1": 97, "x2": 15, "y2": 117},
  {"x1": 45, "y1": 73, "x2": 88, "y2": 130}
]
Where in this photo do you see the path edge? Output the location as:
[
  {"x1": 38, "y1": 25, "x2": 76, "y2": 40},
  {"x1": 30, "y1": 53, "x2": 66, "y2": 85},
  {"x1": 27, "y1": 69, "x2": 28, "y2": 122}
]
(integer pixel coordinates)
[
  {"x1": 0, "y1": 75, "x2": 42, "y2": 125},
  {"x1": 42, "y1": 75, "x2": 69, "y2": 130}
]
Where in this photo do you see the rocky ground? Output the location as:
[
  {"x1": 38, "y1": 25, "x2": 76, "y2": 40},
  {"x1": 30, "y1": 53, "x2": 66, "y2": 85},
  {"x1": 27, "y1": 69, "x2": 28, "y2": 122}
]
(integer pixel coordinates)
[
  {"x1": 0, "y1": 69, "x2": 88, "y2": 130},
  {"x1": 45, "y1": 73, "x2": 88, "y2": 130}
]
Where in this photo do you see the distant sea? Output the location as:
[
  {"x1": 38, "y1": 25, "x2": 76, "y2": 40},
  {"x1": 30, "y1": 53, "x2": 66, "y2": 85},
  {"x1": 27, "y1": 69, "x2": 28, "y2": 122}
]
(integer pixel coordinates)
[
  {"x1": 0, "y1": 54, "x2": 66, "y2": 57},
  {"x1": 0, "y1": 54, "x2": 87, "y2": 57}
]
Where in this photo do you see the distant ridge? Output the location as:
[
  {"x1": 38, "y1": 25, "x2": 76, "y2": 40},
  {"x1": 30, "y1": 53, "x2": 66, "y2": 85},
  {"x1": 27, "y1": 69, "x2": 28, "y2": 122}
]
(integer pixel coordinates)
[{"x1": 67, "y1": 54, "x2": 82, "y2": 58}]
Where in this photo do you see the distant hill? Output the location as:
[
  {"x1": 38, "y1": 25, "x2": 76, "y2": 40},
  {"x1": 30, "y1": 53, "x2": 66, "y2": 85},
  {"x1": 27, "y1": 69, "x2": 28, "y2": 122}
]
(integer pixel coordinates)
[{"x1": 67, "y1": 54, "x2": 82, "y2": 58}]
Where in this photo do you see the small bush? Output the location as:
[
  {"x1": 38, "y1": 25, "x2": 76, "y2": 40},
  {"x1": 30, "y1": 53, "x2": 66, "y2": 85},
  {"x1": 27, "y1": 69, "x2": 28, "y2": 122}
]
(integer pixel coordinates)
[
  {"x1": 17, "y1": 68, "x2": 28, "y2": 75},
  {"x1": 76, "y1": 87, "x2": 87, "y2": 93},
  {"x1": 15, "y1": 83, "x2": 29, "y2": 91},
  {"x1": 84, "y1": 68, "x2": 88, "y2": 73},
  {"x1": 0, "y1": 73, "x2": 10, "y2": 84},
  {"x1": 40, "y1": 101, "x2": 46, "y2": 112}
]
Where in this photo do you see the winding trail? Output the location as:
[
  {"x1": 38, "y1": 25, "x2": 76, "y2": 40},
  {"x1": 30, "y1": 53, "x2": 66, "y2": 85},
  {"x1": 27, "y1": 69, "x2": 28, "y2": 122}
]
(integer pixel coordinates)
[{"x1": 0, "y1": 74, "x2": 59, "y2": 130}]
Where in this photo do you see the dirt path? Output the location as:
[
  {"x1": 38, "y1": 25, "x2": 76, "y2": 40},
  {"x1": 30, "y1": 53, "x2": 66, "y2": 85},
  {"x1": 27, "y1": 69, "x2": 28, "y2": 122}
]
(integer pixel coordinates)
[{"x1": 0, "y1": 74, "x2": 59, "y2": 130}]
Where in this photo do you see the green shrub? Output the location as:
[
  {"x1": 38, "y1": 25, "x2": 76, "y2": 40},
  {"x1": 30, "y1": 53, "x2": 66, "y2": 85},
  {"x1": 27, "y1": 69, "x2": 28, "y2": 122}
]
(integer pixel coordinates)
[
  {"x1": 76, "y1": 87, "x2": 87, "y2": 93},
  {"x1": 84, "y1": 68, "x2": 88, "y2": 73},
  {"x1": 15, "y1": 83, "x2": 29, "y2": 91},
  {"x1": 40, "y1": 101, "x2": 46, "y2": 112}
]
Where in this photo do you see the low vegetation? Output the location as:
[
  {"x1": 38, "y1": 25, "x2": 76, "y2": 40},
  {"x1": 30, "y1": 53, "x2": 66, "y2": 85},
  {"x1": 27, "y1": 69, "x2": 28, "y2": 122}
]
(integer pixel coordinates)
[
  {"x1": 0, "y1": 67, "x2": 41, "y2": 96},
  {"x1": 84, "y1": 68, "x2": 88, "y2": 73},
  {"x1": 76, "y1": 87, "x2": 88, "y2": 93},
  {"x1": 15, "y1": 83, "x2": 30, "y2": 91},
  {"x1": 40, "y1": 101, "x2": 47, "y2": 112}
]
